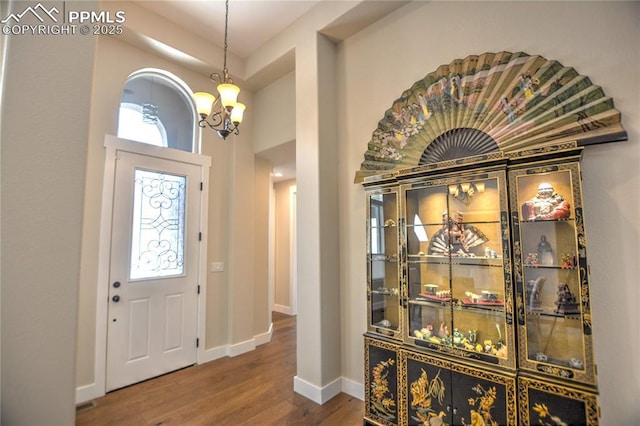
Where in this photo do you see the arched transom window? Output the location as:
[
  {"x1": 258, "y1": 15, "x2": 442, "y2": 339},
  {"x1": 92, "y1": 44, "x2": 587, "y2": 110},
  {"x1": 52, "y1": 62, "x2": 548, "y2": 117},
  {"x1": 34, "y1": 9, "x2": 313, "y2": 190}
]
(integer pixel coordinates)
[{"x1": 117, "y1": 70, "x2": 197, "y2": 153}]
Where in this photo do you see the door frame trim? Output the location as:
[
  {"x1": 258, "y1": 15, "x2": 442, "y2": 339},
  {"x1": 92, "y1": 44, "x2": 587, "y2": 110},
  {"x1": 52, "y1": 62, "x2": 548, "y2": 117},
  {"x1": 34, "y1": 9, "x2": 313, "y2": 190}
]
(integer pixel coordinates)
[{"x1": 80, "y1": 135, "x2": 211, "y2": 403}]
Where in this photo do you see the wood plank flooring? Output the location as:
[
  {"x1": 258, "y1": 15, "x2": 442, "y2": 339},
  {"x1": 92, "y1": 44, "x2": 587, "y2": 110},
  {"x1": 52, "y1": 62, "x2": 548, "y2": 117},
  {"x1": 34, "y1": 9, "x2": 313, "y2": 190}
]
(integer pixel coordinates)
[{"x1": 76, "y1": 312, "x2": 364, "y2": 425}]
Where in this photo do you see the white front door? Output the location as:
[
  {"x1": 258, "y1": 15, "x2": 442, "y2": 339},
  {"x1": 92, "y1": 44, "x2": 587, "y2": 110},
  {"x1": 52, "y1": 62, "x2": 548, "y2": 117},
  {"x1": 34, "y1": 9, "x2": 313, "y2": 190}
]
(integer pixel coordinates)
[{"x1": 106, "y1": 149, "x2": 202, "y2": 392}]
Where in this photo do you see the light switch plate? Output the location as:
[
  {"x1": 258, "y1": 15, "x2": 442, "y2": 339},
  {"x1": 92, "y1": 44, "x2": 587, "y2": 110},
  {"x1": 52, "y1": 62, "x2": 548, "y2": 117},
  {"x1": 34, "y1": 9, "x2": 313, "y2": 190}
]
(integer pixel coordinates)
[{"x1": 210, "y1": 262, "x2": 224, "y2": 272}]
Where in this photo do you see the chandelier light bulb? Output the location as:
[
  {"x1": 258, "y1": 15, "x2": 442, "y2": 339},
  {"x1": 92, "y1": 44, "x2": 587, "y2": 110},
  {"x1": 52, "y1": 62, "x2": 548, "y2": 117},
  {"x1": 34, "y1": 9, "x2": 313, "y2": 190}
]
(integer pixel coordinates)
[{"x1": 194, "y1": 92, "x2": 215, "y2": 118}]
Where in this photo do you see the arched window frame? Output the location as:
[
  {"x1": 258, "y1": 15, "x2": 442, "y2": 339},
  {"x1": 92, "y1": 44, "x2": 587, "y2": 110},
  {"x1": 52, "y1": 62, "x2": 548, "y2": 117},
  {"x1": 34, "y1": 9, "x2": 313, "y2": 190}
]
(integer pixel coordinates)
[{"x1": 118, "y1": 68, "x2": 200, "y2": 154}]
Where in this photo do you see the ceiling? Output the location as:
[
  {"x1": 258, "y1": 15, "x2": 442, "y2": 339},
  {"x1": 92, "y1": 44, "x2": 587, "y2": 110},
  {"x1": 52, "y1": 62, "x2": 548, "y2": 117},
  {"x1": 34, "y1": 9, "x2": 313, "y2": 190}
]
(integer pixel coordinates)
[
  {"x1": 135, "y1": 1, "x2": 407, "y2": 183},
  {"x1": 137, "y1": 1, "x2": 321, "y2": 60},
  {"x1": 135, "y1": 0, "x2": 321, "y2": 183}
]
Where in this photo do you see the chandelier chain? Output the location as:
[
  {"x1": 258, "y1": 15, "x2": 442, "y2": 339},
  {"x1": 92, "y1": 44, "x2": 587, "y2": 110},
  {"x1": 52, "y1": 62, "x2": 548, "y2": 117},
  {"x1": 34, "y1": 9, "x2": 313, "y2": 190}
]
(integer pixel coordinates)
[{"x1": 223, "y1": 0, "x2": 229, "y2": 72}]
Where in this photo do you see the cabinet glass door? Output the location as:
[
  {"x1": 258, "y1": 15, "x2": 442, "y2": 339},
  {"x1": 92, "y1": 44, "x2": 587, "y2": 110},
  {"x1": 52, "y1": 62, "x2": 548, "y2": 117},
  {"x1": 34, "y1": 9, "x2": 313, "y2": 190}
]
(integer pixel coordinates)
[
  {"x1": 367, "y1": 189, "x2": 401, "y2": 338},
  {"x1": 403, "y1": 171, "x2": 515, "y2": 369},
  {"x1": 511, "y1": 163, "x2": 597, "y2": 387}
]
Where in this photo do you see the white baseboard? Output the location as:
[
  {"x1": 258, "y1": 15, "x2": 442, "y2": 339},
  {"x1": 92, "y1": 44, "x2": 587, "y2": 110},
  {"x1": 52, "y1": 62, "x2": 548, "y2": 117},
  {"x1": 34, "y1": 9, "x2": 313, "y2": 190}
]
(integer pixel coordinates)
[
  {"x1": 293, "y1": 376, "x2": 364, "y2": 405},
  {"x1": 200, "y1": 344, "x2": 228, "y2": 364},
  {"x1": 274, "y1": 304, "x2": 292, "y2": 315},
  {"x1": 255, "y1": 322, "x2": 273, "y2": 346},
  {"x1": 293, "y1": 375, "x2": 342, "y2": 405},
  {"x1": 341, "y1": 377, "x2": 364, "y2": 401},
  {"x1": 227, "y1": 338, "x2": 257, "y2": 357},
  {"x1": 76, "y1": 382, "x2": 104, "y2": 405}
]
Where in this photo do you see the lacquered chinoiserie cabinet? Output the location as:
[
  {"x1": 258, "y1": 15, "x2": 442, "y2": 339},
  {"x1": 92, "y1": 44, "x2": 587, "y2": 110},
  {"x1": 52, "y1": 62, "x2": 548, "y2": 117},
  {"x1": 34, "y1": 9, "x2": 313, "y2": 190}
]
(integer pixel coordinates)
[{"x1": 363, "y1": 147, "x2": 600, "y2": 426}]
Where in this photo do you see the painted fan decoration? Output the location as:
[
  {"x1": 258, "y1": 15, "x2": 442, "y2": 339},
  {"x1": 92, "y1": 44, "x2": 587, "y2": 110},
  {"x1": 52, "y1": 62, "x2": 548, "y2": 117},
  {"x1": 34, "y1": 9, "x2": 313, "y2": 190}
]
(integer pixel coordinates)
[{"x1": 355, "y1": 51, "x2": 627, "y2": 182}]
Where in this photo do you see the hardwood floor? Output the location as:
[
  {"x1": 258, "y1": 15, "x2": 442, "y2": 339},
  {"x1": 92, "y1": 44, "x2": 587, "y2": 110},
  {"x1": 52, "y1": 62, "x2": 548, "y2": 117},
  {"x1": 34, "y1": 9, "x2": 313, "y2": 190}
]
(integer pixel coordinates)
[{"x1": 76, "y1": 312, "x2": 364, "y2": 425}]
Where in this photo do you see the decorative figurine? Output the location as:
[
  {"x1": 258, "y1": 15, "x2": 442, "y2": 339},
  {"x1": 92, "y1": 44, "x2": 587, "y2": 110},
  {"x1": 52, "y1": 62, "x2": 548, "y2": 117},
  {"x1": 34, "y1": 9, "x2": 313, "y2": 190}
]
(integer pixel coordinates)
[
  {"x1": 526, "y1": 277, "x2": 545, "y2": 310},
  {"x1": 560, "y1": 253, "x2": 577, "y2": 269},
  {"x1": 522, "y1": 182, "x2": 570, "y2": 221},
  {"x1": 377, "y1": 319, "x2": 391, "y2": 328},
  {"x1": 569, "y1": 357, "x2": 584, "y2": 370},
  {"x1": 481, "y1": 290, "x2": 499, "y2": 302},
  {"x1": 537, "y1": 234, "x2": 554, "y2": 266},
  {"x1": 554, "y1": 282, "x2": 580, "y2": 314},
  {"x1": 428, "y1": 211, "x2": 488, "y2": 256},
  {"x1": 424, "y1": 283, "x2": 438, "y2": 295},
  {"x1": 452, "y1": 328, "x2": 464, "y2": 345},
  {"x1": 535, "y1": 352, "x2": 548, "y2": 362},
  {"x1": 438, "y1": 322, "x2": 450, "y2": 338},
  {"x1": 524, "y1": 252, "x2": 539, "y2": 266}
]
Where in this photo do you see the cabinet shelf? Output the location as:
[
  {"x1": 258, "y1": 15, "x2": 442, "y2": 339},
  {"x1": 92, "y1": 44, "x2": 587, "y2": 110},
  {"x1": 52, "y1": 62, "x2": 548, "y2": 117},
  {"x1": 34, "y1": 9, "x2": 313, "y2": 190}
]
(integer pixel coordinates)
[
  {"x1": 520, "y1": 218, "x2": 575, "y2": 224},
  {"x1": 525, "y1": 309, "x2": 581, "y2": 320},
  {"x1": 369, "y1": 254, "x2": 398, "y2": 262},
  {"x1": 409, "y1": 299, "x2": 507, "y2": 316},
  {"x1": 408, "y1": 255, "x2": 503, "y2": 267},
  {"x1": 371, "y1": 289, "x2": 399, "y2": 297},
  {"x1": 524, "y1": 264, "x2": 577, "y2": 270},
  {"x1": 407, "y1": 219, "x2": 501, "y2": 227}
]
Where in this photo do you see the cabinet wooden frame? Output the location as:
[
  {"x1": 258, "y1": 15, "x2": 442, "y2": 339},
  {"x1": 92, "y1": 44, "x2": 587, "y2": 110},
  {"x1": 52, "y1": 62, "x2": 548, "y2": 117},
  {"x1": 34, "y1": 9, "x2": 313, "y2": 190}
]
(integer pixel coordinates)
[
  {"x1": 365, "y1": 186, "x2": 404, "y2": 340},
  {"x1": 399, "y1": 167, "x2": 516, "y2": 371},
  {"x1": 509, "y1": 155, "x2": 597, "y2": 388}
]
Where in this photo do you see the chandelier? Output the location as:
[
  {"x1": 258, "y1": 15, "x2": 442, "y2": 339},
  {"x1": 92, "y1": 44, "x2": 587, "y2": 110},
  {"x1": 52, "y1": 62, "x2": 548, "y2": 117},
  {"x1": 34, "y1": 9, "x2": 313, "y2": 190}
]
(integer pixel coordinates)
[{"x1": 194, "y1": 0, "x2": 246, "y2": 140}]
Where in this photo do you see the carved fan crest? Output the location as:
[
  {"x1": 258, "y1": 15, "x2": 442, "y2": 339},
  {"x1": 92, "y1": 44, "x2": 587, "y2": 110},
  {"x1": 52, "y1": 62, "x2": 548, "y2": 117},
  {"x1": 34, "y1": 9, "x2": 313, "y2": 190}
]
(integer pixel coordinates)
[{"x1": 355, "y1": 51, "x2": 627, "y2": 182}]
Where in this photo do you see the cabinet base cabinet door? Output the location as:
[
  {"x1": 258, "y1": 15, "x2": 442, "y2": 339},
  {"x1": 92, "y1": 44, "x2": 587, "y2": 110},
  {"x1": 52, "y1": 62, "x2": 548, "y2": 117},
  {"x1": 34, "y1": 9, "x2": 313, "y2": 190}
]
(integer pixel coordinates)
[
  {"x1": 450, "y1": 364, "x2": 516, "y2": 426},
  {"x1": 365, "y1": 337, "x2": 399, "y2": 426},
  {"x1": 518, "y1": 376, "x2": 599, "y2": 426},
  {"x1": 403, "y1": 353, "x2": 452, "y2": 426},
  {"x1": 402, "y1": 349, "x2": 517, "y2": 426}
]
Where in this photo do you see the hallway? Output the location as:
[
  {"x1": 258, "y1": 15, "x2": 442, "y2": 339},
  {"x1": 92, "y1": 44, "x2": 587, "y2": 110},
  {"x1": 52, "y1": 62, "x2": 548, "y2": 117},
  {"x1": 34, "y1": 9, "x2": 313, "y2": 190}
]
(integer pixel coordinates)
[{"x1": 76, "y1": 312, "x2": 364, "y2": 425}]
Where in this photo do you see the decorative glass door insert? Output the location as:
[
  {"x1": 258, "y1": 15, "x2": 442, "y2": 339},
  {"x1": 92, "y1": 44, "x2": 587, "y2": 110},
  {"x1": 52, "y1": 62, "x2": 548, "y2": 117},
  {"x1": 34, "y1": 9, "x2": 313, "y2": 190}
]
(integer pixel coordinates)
[{"x1": 130, "y1": 169, "x2": 186, "y2": 280}]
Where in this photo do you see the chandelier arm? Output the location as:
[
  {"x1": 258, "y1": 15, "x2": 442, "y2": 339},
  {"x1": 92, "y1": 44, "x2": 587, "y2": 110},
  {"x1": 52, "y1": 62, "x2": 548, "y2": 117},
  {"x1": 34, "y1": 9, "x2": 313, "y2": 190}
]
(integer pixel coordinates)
[{"x1": 200, "y1": 110, "x2": 225, "y2": 129}]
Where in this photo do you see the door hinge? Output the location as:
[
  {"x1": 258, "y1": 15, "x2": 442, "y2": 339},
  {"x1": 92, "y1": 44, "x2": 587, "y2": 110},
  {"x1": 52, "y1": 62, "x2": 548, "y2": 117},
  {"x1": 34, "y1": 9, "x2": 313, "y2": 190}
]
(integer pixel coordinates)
[
  {"x1": 198, "y1": 232, "x2": 202, "y2": 241},
  {"x1": 196, "y1": 338, "x2": 200, "y2": 348},
  {"x1": 197, "y1": 284, "x2": 201, "y2": 294},
  {"x1": 200, "y1": 182, "x2": 203, "y2": 191}
]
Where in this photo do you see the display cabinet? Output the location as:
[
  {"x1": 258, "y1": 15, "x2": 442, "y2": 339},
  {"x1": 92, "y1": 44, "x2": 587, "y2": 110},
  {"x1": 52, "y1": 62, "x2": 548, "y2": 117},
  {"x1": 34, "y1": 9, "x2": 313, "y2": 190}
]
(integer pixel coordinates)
[
  {"x1": 366, "y1": 186, "x2": 403, "y2": 339},
  {"x1": 401, "y1": 167, "x2": 516, "y2": 371},
  {"x1": 510, "y1": 152, "x2": 598, "y2": 388},
  {"x1": 363, "y1": 147, "x2": 600, "y2": 425}
]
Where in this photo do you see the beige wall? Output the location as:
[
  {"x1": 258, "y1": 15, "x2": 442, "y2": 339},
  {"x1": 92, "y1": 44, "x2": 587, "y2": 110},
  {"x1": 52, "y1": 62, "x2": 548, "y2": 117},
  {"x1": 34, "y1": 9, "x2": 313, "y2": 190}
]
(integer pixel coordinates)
[
  {"x1": 338, "y1": 2, "x2": 639, "y2": 424},
  {"x1": 1, "y1": 1, "x2": 97, "y2": 422},
  {"x1": 274, "y1": 179, "x2": 295, "y2": 311},
  {"x1": 253, "y1": 71, "x2": 296, "y2": 153},
  {"x1": 254, "y1": 157, "x2": 271, "y2": 334}
]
